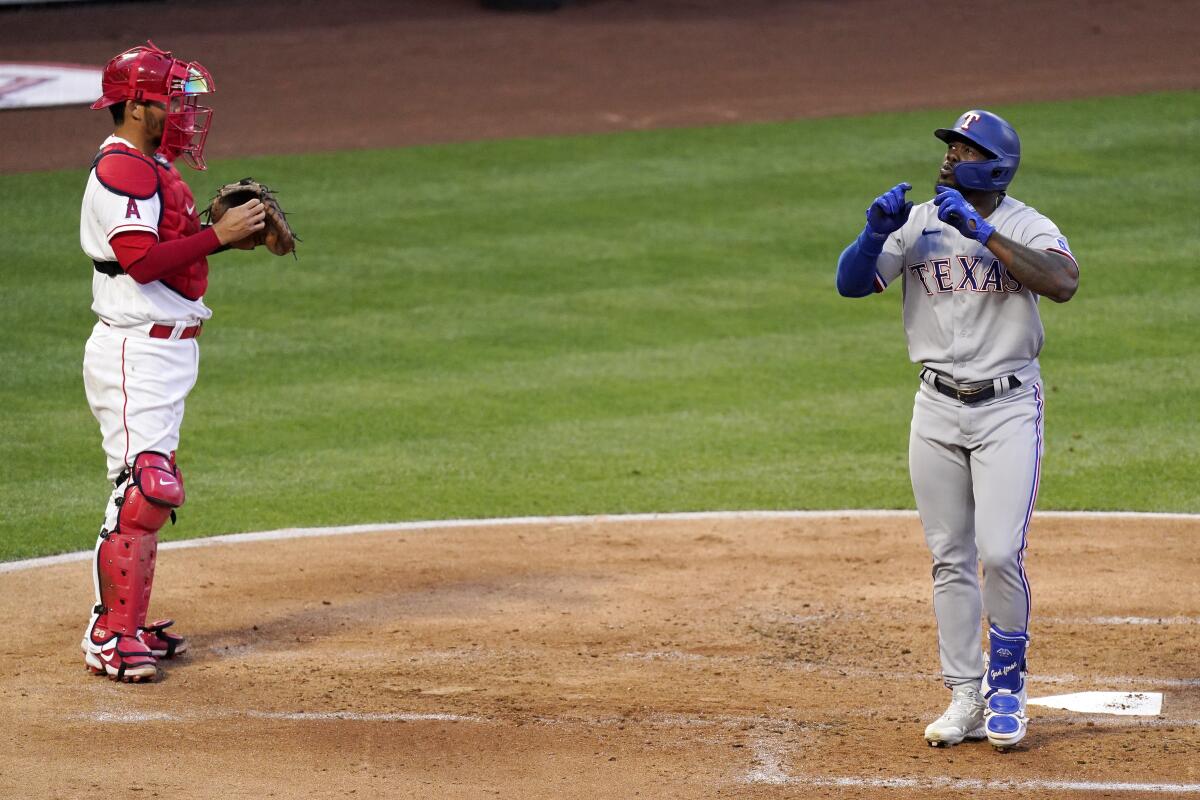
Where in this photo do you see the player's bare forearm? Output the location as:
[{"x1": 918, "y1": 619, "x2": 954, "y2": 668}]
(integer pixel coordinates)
[{"x1": 986, "y1": 233, "x2": 1079, "y2": 302}]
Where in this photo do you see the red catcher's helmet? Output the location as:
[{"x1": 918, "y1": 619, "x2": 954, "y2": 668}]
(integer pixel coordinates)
[{"x1": 92, "y1": 41, "x2": 216, "y2": 170}]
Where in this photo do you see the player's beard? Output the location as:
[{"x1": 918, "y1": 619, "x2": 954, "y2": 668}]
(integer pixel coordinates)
[{"x1": 145, "y1": 111, "x2": 165, "y2": 151}]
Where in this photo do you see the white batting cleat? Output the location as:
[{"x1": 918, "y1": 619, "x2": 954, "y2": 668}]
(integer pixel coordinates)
[
  {"x1": 924, "y1": 684, "x2": 987, "y2": 747},
  {"x1": 985, "y1": 687, "x2": 1028, "y2": 750}
]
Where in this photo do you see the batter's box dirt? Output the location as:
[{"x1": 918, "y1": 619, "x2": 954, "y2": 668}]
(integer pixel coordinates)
[{"x1": 3, "y1": 514, "x2": 1197, "y2": 798}]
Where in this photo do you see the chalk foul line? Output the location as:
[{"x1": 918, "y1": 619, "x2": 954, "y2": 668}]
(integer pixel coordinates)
[
  {"x1": 3, "y1": 509, "x2": 1198, "y2": 575},
  {"x1": 82, "y1": 709, "x2": 479, "y2": 724},
  {"x1": 744, "y1": 739, "x2": 1200, "y2": 793}
]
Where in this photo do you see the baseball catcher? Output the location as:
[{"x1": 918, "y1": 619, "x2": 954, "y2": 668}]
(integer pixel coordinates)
[
  {"x1": 79, "y1": 41, "x2": 286, "y2": 683},
  {"x1": 206, "y1": 178, "x2": 297, "y2": 256}
]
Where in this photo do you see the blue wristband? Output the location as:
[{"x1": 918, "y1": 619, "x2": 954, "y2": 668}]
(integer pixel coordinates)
[
  {"x1": 836, "y1": 227, "x2": 885, "y2": 298},
  {"x1": 858, "y1": 225, "x2": 887, "y2": 257}
]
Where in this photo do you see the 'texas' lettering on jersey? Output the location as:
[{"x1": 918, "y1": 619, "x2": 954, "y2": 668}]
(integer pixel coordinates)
[{"x1": 907, "y1": 255, "x2": 1023, "y2": 296}]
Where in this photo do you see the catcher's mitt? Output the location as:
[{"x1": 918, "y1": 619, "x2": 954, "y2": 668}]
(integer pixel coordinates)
[{"x1": 206, "y1": 178, "x2": 297, "y2": 256}]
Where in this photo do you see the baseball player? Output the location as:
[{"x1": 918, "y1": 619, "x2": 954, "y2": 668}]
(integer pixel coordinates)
[
  {"x1": 835, "y1": 110, "x2": 1079, "y2": 749},
  {"x1": 79, "y1": 42, "x2": 266, "y2": 682}
]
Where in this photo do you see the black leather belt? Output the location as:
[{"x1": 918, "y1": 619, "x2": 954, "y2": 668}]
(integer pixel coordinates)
[{"x1": 921, "y1": 368, "x2": 1022, "y2": 405}]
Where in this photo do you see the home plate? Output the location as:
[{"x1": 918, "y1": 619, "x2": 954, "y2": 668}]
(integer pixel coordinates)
[{"x1": 1029, "y1": 691, "x2": 1162, "y2": 716}]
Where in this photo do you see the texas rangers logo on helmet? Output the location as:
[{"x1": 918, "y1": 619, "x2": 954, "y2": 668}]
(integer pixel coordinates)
[{"x1": 960, "y1": 112, "x2": 982, "y2": 130}]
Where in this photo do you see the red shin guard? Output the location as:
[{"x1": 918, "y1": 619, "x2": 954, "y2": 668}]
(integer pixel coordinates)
[{"x1": 88, "y1": 453, "x2": 183, "y2": 645}]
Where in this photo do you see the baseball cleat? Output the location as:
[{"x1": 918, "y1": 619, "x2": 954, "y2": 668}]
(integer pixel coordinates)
[
  {"x1": 924, "y1": 684, "x2": 987, "y2": 747},
  {"x1": 137, "y1": 619, "x2": 188, "y2": 658},
  {"x1": 82, "y1": 635, "x2": 157, "y2": 683},
  {"x1": 985, "y1": 689, "x2": 1027, "y2": 749}
]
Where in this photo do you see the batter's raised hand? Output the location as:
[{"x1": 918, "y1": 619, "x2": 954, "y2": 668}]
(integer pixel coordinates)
[
  {"x1": 933, "y1": 186, "x2": 995, "y2": 244},
  {"x1": 213, "y1": 198, "x2": 267, "y2": 247},
  {"x1": 865, "y1": 182, "x2": 913, "y2": 238}
]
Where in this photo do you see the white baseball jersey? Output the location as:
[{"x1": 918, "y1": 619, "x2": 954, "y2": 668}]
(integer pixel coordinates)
[
  {"x1": 873, "y1": 196, "x2": 1076, "y2": 383},
  {"x1": 80, "y1": 136, "x2": 212, "y2": 328}
]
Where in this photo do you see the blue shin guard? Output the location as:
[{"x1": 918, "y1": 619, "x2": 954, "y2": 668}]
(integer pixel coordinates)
[{"x1": 984, "y1": 625, "x2": 1030, "y2": 749}]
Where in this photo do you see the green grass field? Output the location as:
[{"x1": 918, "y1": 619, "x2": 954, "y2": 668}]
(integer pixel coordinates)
[{"x1": 2, "y1": 92, "x2": 1197, "y2": 561}]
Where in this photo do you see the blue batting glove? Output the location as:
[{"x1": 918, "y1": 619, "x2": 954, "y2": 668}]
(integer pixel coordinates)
[
  {"x1": 933, "y1": 185, "x2": 995, "y2": 244},
  {"x1": 865, "y1": 182, "x2": 913, "y2": 239}
]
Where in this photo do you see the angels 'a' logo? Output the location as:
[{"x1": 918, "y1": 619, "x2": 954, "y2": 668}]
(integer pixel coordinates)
[{"x1": 960, "y1": 112, "x2": 982, "y2": 130}]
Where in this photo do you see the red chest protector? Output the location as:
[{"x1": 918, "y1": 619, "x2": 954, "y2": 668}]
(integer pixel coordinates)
[
  {"x1": 94, "y1": 143, "x2": 208, "y2": 300},
  {"x1": 153, "y1": 155, "x2": 208, "y2": 300}
]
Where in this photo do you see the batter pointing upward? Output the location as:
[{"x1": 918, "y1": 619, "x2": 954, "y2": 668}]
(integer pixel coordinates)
[{"x1": 834, "y1": 109, "x2": 1079, "y2": 750}]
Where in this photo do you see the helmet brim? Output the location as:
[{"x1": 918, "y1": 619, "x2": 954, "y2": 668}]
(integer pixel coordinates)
[{"x1": 934, "y1": 127, "x2": 999, "y2": 159}]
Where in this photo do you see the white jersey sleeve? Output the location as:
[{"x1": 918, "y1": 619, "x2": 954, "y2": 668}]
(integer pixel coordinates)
[
  {"x1": 80, "y1": 183, "x2": 161, "y2": 260},
  {"x1": 1006, "y1": 206, "x2": 1079, "y2": 268},
  {"x1": 874, "y1": 226, "x2": 908, "y2": 289},
  {"x1": 79, "y1": 138, "x2": 162, "y2": 263}
]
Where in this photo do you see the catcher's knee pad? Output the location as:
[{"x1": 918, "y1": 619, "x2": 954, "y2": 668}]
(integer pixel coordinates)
[
  {"x1": 115, "y1": 451, "x2": 184, "y2": 534},
  {"x1": 129, "y1": 451, "x2": 185, "y2": 509}
]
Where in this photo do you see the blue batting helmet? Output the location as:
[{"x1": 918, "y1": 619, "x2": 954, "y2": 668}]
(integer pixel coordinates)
[{"x1": 934, "y1": 110, "x2": 1021, "y2": 191}]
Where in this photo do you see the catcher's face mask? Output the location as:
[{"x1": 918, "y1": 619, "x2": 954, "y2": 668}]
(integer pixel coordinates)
[{"x1": 160, "y1": 61, "x2": 215, "y2": 171}]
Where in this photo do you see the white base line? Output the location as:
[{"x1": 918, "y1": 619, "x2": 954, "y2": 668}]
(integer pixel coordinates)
[
  {"x1": 745, "y1": 740, "x2": 1200, "y2": 793},
  {"x1": 771, "y1": 776, "x2": 1200, "y2": 794},
  {"x1": 83, "y1": 710, "x2": 479, "y2": 724},
  {"x1": 3, "y1": 509, "x2": 1198, "y2": 575}
]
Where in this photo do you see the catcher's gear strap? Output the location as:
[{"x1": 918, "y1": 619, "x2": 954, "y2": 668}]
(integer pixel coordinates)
[
  {"x1": 140, "y1": 619, "x2": 183, "y2": 658},
  {"x1": 94, "y1": 147, "x2": 160, "y2": 201}
]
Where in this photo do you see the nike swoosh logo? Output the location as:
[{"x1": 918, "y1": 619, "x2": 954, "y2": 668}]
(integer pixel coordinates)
[
  {"x1": 101, "y1": 651, "x2": 116, "y2": 663},
  {"x1": 921, "y1": 228, "x2": 940, "y2": 236},
  {"x1": 186, "y1": 204, "x2": 196, "y2": 216},
  {"x1": 160, "y1": 478, "x2": 176, "y2": 485}
]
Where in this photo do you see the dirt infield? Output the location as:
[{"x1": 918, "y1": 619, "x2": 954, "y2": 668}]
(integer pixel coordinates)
[
  {"x1": 4, "y1": 513, "x2": 1198, "y2": 798},
  {"x1": 1, "y1": 0, "x2": 1198, "y2": 172}
]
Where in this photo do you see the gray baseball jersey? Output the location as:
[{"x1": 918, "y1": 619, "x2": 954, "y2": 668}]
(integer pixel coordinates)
[
  {"x1": 872, "y1": 194, "x2": 1077, "y2": 688},
  {"x1": 873, "y1": 196, "x2": 1075, "y2": 383}
]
